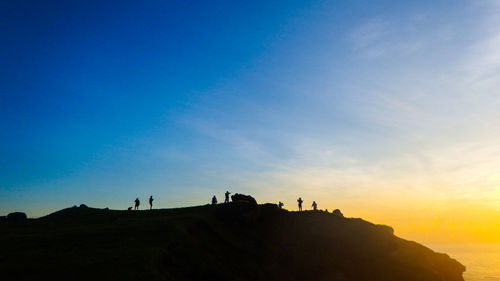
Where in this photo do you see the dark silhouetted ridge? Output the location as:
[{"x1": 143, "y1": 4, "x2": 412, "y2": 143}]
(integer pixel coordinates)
[{"x1": 0, "y1": 203, "x2": 465, "y2": 281}]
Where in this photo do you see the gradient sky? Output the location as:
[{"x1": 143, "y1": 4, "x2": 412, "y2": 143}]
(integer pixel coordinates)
[{"x1": 1, "y1": 0, "x2": 500, "y2": 243}]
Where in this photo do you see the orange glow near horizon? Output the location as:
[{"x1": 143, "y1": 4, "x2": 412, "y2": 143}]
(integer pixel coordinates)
[
  {"x1": 249, "y1": 142, "x2": 500, "y2": 244},
  {"x1": 347, "y1": 201, "x2": 500, "y2": 244},
  {"x1": 257, "y1": 178, "x2": 500, "y2": 244}
]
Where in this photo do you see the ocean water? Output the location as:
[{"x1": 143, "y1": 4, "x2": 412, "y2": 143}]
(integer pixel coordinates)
[{"x1": 427, "y1": 243, "x2": 500, "y2": 281}]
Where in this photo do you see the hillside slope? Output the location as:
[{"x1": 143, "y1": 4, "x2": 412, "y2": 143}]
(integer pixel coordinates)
[{"x1": 0, "y1": 203, "x2": 465, "y2": 281}]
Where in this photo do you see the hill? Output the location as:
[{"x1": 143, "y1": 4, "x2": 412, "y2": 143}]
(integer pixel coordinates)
[{"x1": 0, "y1": 203, "x2": 465, "y2": 281}]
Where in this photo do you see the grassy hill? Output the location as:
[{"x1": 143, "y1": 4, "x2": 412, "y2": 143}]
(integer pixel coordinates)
[{"x1": 0, "y1": 202, "x2": 465, "y2": 281}]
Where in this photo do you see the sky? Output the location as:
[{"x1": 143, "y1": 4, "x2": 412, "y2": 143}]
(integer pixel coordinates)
[{"x1": 1, "y1": 0, "x2": 500, "y2": 243}]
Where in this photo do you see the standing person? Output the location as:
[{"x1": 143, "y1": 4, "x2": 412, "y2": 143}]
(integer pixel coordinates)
[
  {"x1": 149, "y1": 195, "x2": 154, "y2": 210},
  {"x1": 297, "y1": 197, "x2": 303, "y2": 211},
  {"x1": 312, "y1": 201, "x2": 318, "y2": 211},
  {"x1": 224, "y1": 191, "x2": 231, "y2": 203},
  {"x1": 278, "y1": 201, "x2": 284, "y2": 209},
  {"x1": 212, "y1": 195, "x2": 217, "y2": 205},
  {"x1": 134, "y1": 198, "x2": 140, "y2": 210}
]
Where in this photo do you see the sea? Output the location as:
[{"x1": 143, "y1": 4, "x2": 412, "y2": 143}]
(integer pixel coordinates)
[{"x1": 427, "y1": 243, "x2": 500, "y2": 281}]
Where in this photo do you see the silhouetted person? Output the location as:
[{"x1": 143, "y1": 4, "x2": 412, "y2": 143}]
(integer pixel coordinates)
[
  {"x1": 312, "y1": 201, "x2": 318, "y2": 211},
  {"x1": 278, "y1": 201, "x2": 284, "y2": 209},
  {"x1": 149, "y1": 195, "x2": 154, "y2": 210},
  {"x1": 224, "y1": 191, "x2": 231, "y2": 203},
  {"x1": 297, "y1": 197, "x2": 303, "y2": 211},
  {"x1": 212, "y1": 195, "x2": 217, "y2": 205},
  {"x1": 134, "y1": 198, "x2": 140, "y2": 210}
]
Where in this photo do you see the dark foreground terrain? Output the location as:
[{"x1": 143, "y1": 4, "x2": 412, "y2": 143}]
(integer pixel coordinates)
[{"x1": 0, "y1": 203, "x2": 465, "y2": 281}]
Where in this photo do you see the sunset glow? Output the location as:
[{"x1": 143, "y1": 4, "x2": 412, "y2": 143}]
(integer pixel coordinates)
[{"x1": 2, "y1": 0, "x2": 500, "y2": 245}]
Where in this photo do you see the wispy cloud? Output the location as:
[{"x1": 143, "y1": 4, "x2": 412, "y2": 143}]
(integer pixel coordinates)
[
  {"x1": 240, "y1": 2, "x2": 500, "y2": 211},
  {"x1": 349, "y1": 18, "x2": 393, "y2": 50},
  {"x1": 155, "y1": 1, "x2": 500, "y2": 225},
  {"x1": 348, "y1": 14, "x2": 454, "y2": 59}
]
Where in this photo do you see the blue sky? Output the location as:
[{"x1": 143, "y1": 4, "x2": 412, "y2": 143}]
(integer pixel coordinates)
[{"x1": 1, "y1": 0, "x2": 500, "y2": 235}]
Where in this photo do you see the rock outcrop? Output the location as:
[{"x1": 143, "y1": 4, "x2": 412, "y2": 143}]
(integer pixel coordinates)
[
  {"x1": 230, "y1": 193, "x2": 258, "y2": 205},
  {"x1": 333, "y1": 208, "x2": 344, "y2": 217},
  {"x1": 6, "y1": 212, "x2": 27, "y2": 222}
]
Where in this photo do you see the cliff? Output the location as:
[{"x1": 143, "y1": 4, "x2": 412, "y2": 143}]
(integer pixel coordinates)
[{"x1": 0, "y1": 203, "x2": 465, "y2": 281}]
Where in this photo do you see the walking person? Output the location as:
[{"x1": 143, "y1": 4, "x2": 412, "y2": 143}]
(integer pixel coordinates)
[
  {"x1": 224, "y1": 191, "x2": 231, "y2": 203},
  {"x1": 134, "y1": 198, "x2": 140, "y2": 210},
  {"x1": 297, "y1": 197, "x2": 303, "y2": 211},
  {"x1": 149, "y1": 195, "x2": 154, "y2": 210},
  {"x1": 312, "y1": 201, "x2": 318, "y2": 211}
]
